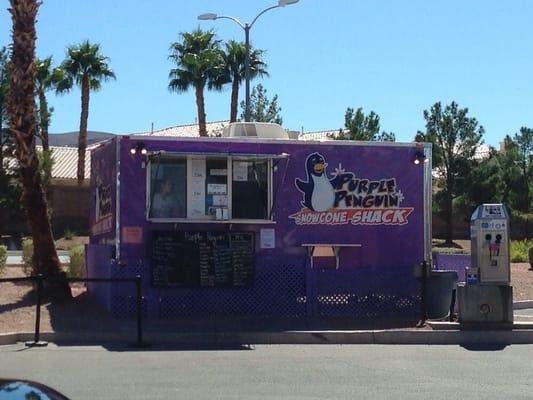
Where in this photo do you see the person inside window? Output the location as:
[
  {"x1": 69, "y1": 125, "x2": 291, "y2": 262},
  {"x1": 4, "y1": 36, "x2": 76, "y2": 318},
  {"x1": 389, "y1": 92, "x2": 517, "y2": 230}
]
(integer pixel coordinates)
[{"x1": 151, "y1": 179, "x2": 184, "y2": 218}]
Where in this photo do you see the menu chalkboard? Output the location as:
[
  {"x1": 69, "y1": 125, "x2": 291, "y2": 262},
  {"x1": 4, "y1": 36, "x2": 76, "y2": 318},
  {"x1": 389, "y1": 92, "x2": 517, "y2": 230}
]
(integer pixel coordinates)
[{"x1": 151, "y1": 231, "x2": 254, "y2": 287}]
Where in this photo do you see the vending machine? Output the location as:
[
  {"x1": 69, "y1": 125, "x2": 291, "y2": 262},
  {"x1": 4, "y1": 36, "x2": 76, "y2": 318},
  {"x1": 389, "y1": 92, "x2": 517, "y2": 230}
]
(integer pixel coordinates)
[{"x1": 458, "y1": 204, "x2": 513, "y2": 324}]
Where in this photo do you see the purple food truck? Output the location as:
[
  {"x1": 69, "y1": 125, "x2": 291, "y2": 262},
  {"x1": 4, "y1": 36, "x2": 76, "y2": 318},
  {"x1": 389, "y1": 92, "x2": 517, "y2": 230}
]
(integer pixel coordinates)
[{"x1": 86, "y1": 123, "x2": 432, "y2": 319}]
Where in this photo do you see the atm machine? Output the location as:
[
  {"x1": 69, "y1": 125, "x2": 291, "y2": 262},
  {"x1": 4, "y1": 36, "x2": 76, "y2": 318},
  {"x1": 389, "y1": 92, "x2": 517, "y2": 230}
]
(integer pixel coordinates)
[{"x1": 458, "y1": 204, "x2": 513, "y2": 325}]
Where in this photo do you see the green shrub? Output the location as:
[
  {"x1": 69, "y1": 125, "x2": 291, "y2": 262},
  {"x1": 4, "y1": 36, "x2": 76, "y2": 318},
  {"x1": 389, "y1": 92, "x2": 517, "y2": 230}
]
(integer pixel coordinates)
[
  {"x1": 510, "y1": 239, "x2": 533, "y2": 263},
  {"x1": 68, "y1": 245, "x2": 85, "y2": 278},
  {"x1": 432, "y1": 247, "x2": 469, "y2": 255},
  {"x1": 22, "y1": 238, "x2": 33, "y2": 276},
  {"x1": 63, "y1": 228, "x2": 74, "y2": 241},
  {"x1": 0, "y1": 245, "x2": 7, "y2": 276}
]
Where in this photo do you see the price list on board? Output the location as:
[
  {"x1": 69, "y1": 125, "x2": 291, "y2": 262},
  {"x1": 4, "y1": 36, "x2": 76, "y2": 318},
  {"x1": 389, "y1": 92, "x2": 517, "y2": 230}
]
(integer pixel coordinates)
[
  {"x1": 231, "y1": 233, "x2": 254, "y2": 286},
  {"x1": 151, "y1": 231, "x2": 254, "y2": 287}
]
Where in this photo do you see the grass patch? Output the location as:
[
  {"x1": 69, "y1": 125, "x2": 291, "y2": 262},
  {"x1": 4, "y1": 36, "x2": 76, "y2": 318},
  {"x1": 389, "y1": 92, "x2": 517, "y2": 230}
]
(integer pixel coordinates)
[
  {"x1": 22, "y1": 238, "x2": 33, "y2": 276},
  {"x1": 68, "y1": 245, "x2": 85, "y2": 278},
  {"x1": 0, "y1": 245, "x2": 6, "y2": 276},
  {"x1": 63, "y1": 228, "x2": 75, "y2": 240},
  {"x1": 511, "y1": 239, "x2": 533, "y2": 263},
  {"x1": 432, "y1": 247, "x2": 469, "y2": 255}
]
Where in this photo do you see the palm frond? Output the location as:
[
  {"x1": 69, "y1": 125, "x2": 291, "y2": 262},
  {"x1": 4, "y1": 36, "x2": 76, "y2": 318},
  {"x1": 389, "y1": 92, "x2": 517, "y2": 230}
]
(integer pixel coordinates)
[{"x1": 59, "y1": 40, "x2": 115, "y2": 90}]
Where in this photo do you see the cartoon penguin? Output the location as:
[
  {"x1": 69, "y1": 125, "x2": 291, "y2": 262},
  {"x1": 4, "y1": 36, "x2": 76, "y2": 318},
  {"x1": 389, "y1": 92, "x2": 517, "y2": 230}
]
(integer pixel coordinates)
[{"x1": 296, "y1": 152, "x2": 336, "y2": 212}]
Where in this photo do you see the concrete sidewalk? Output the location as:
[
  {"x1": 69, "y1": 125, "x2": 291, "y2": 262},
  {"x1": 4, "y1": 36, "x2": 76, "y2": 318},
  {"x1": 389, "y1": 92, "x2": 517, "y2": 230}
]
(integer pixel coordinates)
[
  {"x1": 2, "y1": 312, "x2": 533, "y2": 347},
  {"x1": 6, "y1": 250, "x2": 70, "y2": 266},
  {"x1": 3, "y1": 325, "x2": 533, "y2": 347},
  {"x1": 2, "y1": 287, "x2": 533, "y2": 347}
]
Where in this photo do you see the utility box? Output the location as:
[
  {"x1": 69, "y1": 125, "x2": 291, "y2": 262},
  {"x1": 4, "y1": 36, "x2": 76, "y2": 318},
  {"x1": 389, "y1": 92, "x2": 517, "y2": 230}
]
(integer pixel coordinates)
[
  {"x1": 458, "y1": 204, "x2": 513, "y2": 325},
  {"x1": 457, "y1": 284, "x2": 513, "y2": 324},
  {"x1": 470, "y1": 204, "x2": 510, "y2": 284}
]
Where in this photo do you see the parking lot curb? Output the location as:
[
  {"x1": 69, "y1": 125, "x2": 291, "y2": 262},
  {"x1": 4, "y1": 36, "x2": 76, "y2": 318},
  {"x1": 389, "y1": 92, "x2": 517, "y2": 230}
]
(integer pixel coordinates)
[
  {"x1": 514, "y1": 300, "x2": 533, "y2": 310},
  {"x1": 3, "y1": 328, "x2": 533, "y2": 346}
]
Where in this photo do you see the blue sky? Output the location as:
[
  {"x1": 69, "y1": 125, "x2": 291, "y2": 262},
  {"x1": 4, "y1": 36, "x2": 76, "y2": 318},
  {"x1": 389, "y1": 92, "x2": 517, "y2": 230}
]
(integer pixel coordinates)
[{"x1": 1, "y1": 0, "x2": 532, "y2": 145}]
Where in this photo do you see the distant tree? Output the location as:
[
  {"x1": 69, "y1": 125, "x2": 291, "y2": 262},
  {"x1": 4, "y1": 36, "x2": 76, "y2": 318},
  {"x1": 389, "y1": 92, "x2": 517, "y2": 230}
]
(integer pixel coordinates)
[
  {"x1": 497, "y1": 138, "x2": 521, "y2": 211},
  {"x1": 415, "y1": 101, "x2": 484, "y2": 245},
  {"x1": 500, "y1": 128, "x2": 532, "y2": 213},
  {"x1": 457, "y1": 148, "x2": 504, "y2": 211},
  {"x1": 7, "y1": 0, "x2": 71, "y2": 299},
  {"x1": 169, "y1": 29, "x2": 226, "y2": 136},
  {"x1": 223, "y1": 41, "x2": 268, "y2": 122},
  {"x1": 0, "y1": 171, "x2": 24, "y2": 234},
  {"x1": 511, "y1": 128, "x2": 532, "y2": 213},
  {"x1": 332, "y1": 107, "x2": 395, "y2": 141},
  {"x1": 57, "y1": 41, "x2": 116, "y2": 185},
  {"x1": 240, "y1": 84, "x2": 282, "y2": 124}
]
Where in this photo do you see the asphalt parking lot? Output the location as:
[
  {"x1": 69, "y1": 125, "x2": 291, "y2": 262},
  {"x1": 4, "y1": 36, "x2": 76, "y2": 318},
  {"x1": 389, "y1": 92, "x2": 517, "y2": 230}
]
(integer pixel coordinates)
[{"x1": 1, "y1": 343, "x2": 532, "y2": 399}]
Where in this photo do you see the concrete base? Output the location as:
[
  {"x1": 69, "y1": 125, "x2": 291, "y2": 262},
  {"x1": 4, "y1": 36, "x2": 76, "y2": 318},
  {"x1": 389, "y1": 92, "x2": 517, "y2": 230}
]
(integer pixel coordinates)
[
  {"x1": 4, "y1": 328, "x2": 533, "y2": 346},
  {"x1": 458, "y1": 284, "x2": 513, "y2": 324}
]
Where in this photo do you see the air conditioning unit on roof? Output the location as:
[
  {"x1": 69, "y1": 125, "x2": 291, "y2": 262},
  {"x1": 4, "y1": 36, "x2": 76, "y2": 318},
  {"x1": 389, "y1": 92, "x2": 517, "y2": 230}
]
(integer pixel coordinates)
[{"x1": 222, "y1": 122, "x2": 289, "y2": 139}]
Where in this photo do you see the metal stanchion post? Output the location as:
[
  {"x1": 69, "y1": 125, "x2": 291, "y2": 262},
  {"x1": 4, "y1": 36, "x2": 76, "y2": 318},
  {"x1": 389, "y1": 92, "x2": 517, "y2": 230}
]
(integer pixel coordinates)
[
  {"x1": 417, "y1": 261, "x2": 428, "y2": 327},
  {"x1": 129, "y1": 275, "x2": 149, "y2": 347},
  {"x1": 449, "y1": 289, "x2": 456, "y2": 322},
  {"x1": 26, "y1": 274, "x2": 48, "y2": 347}
]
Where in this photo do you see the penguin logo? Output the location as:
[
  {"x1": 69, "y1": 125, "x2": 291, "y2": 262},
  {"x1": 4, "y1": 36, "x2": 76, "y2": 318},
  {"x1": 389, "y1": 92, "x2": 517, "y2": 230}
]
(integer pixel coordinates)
[{"x1": 295, "y1": 152, "x2": 336, "y2": 212}]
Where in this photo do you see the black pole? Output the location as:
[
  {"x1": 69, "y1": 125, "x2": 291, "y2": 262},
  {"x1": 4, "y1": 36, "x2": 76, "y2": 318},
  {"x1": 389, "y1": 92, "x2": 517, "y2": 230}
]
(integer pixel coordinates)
[
  {"x1": 418, "y1": 261, "x2": 428, "y2": 327},
  {"x1": 135, "y1": 275, "x2": 143, "y2": 346},
  {"x1": 244, "y1": 24, "x2": 251, "y2": 122},
  {"x1": 128, "y1": 275, "x2": 149, "y2": 347},
  {"x1": 34, "y1": 274, "x2": 42, "y2": 343},
  {"x1": 449, "y1": 289, "x2": 456, "y2": 322},
  {"x1": 26, "y1": 274, "x2": 47, "y2": 347}
]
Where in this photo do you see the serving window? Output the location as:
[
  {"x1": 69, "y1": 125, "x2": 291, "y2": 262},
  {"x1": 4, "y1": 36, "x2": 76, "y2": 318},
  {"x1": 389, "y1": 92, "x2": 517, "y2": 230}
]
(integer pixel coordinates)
[
  {"x1": 147, "y1": 155, "x2": 273, "y2": 222},
  {"x1": 232, "y1": 160, "x2": 268, "y2": 220},
  {"x1": 148, "y1": 158, "x2": 187, "y2": 219}
]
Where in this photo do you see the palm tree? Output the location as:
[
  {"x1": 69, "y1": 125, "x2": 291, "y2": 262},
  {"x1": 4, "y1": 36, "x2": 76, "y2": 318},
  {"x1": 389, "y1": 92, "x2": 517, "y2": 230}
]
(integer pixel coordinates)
[
  {"x1": 168, "y1": 28, "x2": 226, "y2": 136},
  {"x1": 7, "y1": 0, "x2": 71, "y2": 300},
  {"x1": 35, "y1": 56, "x2": 64, "y2": 151},
  {"x1": 58, "y1": 41, "x2": 115, "y2": 185},
  {"x1": 223, "y1": 41, "x2": 268, "y2": 123},
  {"x1": 0, "y1": 46, "x2": 9, "y2": 175}
]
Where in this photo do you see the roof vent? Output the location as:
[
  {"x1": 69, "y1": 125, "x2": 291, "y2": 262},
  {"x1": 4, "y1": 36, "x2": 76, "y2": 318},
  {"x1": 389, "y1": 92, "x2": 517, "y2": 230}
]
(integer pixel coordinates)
[{"x1": 222, "y1": 122, "x2": 289, "y2": 139}]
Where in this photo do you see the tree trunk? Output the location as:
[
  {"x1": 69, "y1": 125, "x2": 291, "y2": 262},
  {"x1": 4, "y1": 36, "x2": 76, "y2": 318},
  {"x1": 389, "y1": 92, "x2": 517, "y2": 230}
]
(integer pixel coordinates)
[
  {"x1": 77, "y1": 75, "x2": 89, "y2": 185},
  {"x1": 523, "y1": 165, "x2": 530, "y2": 213},
  {"x1": 195, "y1": 83, "x2": 207, "y2": 137},
  {"x1": 444, "y1": 173, "x2": 454, "y2": 246},
  {"x1": 38, "y1": 89, "x2": 52, "y2": 203},
  {"x1": 0, "y1": 102, "x2": 3, "y2": 175},
  {"x1": 38, "y1": 89, "x2": 49, "y2": 151},
  {"x1": 230, "y1": 78, "x2": 239, "y2": 123},
  {"x1": 7, "y1": 0, "x2": 71, "y2": 300}
]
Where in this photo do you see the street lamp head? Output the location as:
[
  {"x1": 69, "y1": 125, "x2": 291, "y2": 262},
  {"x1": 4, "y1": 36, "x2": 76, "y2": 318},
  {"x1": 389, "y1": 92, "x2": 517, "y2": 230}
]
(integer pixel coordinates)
[
  {"x1": 278, "y1": 0, "x2": 299, "y2": 6},
  {"x1": 198, "y1": 13, "x2": 217, "y2": 20}
]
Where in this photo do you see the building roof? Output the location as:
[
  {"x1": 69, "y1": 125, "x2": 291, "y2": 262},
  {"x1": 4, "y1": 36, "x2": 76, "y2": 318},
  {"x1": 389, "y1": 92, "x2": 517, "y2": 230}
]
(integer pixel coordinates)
[
  {"x1": 300, "y1": 130, "x2": 492, "y2": 161},
  {"x1": 39, "y1": 131, "x2": 115, "y2": 147},
  {"x1": 134, "y1": 120, "x2": 229, "y2": 138},
  {"x1": 299, "y1": 129, "x2": 342, "y2": 141},
  {"x1": 1, "y1": 122, "x2": 495, "y2": 182},
  {"x1": 4, "y1": 145, "x2": 95, "y2": 180}
]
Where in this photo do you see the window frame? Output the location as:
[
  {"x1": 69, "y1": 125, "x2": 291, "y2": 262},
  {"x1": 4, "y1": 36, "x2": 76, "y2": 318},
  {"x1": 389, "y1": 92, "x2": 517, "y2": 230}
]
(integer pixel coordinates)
[{"x1": 146, "y1": 154, "x2": 274, "y2": 224}]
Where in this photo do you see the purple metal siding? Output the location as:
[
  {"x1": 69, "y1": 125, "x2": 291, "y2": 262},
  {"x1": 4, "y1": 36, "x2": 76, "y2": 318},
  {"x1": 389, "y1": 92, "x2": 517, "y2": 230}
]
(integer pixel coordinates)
[
  {"x1": 85, "y1": 244, "x2": 113, "y2": 311},
  {"x1": 89, "y1": 137, "x2": 427, "y2": 318},
  {"x1": 89, "y1": 138, "x2": 117, "y2": 245},
  {"x1": 434, "y1": 253, "x2": 470, "y2": 282}
]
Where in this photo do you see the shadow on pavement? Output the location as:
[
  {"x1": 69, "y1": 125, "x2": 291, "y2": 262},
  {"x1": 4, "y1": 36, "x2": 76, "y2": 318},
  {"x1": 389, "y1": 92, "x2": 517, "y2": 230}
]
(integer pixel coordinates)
[
  {"x1": 51, "y1": 342, "x2": 255, "y2": 352},
  {"x1": 0, "y1": 290, "x2": 36, "y2": 314},
  {"x1": 460, "y1": 343, "x2": 509, "y2": 351},
  {"x1": 44, "y1": 287, "x2": 420, "y2": 351}
]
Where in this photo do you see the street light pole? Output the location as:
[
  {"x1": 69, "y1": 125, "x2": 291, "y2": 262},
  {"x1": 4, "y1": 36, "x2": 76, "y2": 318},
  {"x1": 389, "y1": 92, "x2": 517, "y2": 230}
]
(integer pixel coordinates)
[
  {"x1": 244, "y1": 23, "x2": 251, "y2": 122},
  {"x1": 199, "y1": 0, "x2": 299, "y2": 122}
]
